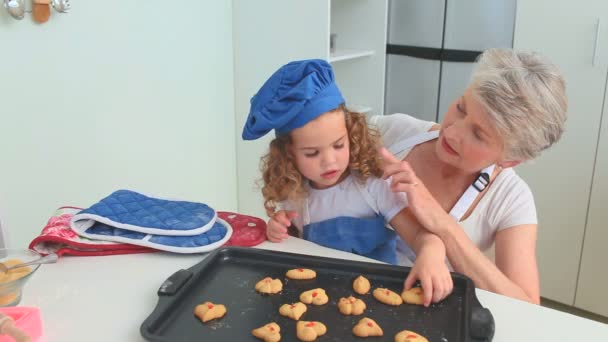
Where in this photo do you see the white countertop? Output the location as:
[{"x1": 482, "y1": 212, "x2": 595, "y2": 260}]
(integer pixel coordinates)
[{"x1": 20, "y1": 237, "x2": 608, "y2": 341}]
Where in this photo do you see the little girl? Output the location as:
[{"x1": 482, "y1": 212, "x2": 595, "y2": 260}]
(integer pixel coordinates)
[{"x1": 242, "y1": 59, "x2": 452, "y2": 304}]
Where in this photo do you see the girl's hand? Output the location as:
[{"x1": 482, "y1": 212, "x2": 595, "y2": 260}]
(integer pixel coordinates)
[
  {"x1": 404, "y1": 246, "x2": 454, "y2": 306},
  {"x1": 266, "y1": 210, "x2": 298, "y2": 242},
  {"x1": 380, "y1": 147, "x2": 450, "y2": 236}
]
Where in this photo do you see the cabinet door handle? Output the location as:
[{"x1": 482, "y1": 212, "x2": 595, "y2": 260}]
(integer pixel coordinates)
[{"x1": 593, "y1": 17, "x2": 601, "y2": 66}]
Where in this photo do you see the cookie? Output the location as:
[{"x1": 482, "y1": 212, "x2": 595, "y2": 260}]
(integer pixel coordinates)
[
  {"x1": 279, "y1": 302, "x2": 307, "y2": 320},
  {"x1": 352, "y1": 317, "x2": 383, "y2": 337},
  {"x1": 401, "y1": 287, "x2": 425, "y2": 305},
  {"x1": 337, "y1": 296, "x2": 366, "y2": 315},
  {"x1": 296, "y1": 321, "x2": 327, "y2": 341},
  {"x1": 373, "y1": 288, "x2": 403, "y2": 306},
  {"x1": 255, "y1": 277, "x2": 283, "y2": 294},
  {"x1": 252, "y1": 322, "x2": 281, "y2": 342},
  {"x1": 299, "y1": 288, "x2": 329, "y2": 305},
  {"x1": 353, "y1": 275, "x2": 371, "y2": 295},
  {"x1": 394, "y1": 330, "x2": 428, "y2": 342},
  {"x1": 286, "y1": 268, "x2": 317, "y2": 280},
  {"x1": 193, "y1": 302, "x2": 226, "y2": 322}
]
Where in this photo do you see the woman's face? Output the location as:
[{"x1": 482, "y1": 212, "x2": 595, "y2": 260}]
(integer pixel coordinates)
[{"x1": 437, "y1": 87, "x2": 505, "y2": 172}]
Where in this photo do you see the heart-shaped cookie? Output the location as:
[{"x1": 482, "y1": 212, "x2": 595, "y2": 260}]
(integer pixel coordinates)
[
  {"x1": 299, "y1": 288, "x2": 329, "y2": 305},
  {"x1": 279, "y1": 302, "x2": 307, "y2": 320},
  {"x1": 193, "y1": 302, "x2": 226, "y2": 322},
  {"x1": 252, "y1": 322, "x2": 281, "y2": 342},
  {"x1": 352, "y1": 317, "x2": 383, "y2": 337},
  {"x1": 296, "y1": 321, "x2": 327, "y2": 341}
]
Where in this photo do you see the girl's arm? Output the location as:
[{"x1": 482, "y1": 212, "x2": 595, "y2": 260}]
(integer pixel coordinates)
[{"x1": 389, "y1": 210, "x2": 453, "y2": 305}]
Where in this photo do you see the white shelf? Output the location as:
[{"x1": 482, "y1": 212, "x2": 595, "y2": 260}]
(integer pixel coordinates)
[
  {"x1": 329, "y1": 49, "x2": 375, "y2": 63},
  {"x1": 347, "y1": 104, "x2": 373, "y2": 114}
]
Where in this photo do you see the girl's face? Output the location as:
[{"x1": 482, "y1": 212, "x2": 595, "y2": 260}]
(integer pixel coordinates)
[
  {"x1": 438, "y1": 87, "x2": 505, "y2": 172},
  {"x1": 290, "y1": 110, "x2": 350, "y2": 189}
]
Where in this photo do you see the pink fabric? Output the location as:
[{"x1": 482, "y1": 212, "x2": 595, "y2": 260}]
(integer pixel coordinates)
[
  {"x1": 28, "y1": 207, "x2": 156, "y2": 257},
  {"x1": 0, "y1": 306, "x2": 42, "y2": 342}
]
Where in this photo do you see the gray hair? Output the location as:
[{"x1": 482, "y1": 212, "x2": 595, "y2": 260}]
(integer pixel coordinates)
[{"x1": 470, "y1": 48, "x2": 568, "y2": 161}]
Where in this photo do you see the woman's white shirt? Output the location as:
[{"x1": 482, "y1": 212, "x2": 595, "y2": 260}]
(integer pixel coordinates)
[{"x1": 369, "y1": 114, "x2": 537, "y2": 253}]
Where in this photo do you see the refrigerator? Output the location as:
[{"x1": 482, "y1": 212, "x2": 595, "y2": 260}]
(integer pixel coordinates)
[{"x1": 384, "y1": 0, "x2": 517, "y2": 122}]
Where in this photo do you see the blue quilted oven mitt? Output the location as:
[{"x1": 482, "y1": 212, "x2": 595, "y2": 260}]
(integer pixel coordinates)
[
  {"x1": 70, "y1": 190, "x2": 217, "y2": 236},
  {"x1": 78, "y1": 218, "x2": 233, "y2": 254}
]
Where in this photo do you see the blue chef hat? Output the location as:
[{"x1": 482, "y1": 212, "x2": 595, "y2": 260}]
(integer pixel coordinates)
[{"x1": 242, "y1": 59, "x2": 345, "y2": 140}]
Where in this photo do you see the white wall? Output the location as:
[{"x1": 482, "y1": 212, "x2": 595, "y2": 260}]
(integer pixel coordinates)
[
  {"x1": 233, "y1": 0, "x2": 329, "y2": 219},
  {"x1": 0, "y1": 2, "x2": 236, "y2": 247}
]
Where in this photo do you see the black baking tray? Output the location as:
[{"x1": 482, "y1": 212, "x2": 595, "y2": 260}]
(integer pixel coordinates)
[{"x1": 141, "y1": 247, "x2": 494, "y2": 342}]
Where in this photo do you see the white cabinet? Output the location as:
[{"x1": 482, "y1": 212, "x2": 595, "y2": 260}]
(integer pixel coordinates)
[
  {"x1": 233, "y1": 0, "x2": 388, "y2": 219},
  {"x1": 575, "y1": 80, "x2": 608, "y2": 317},
  {"x1": 330, "y1": 0, "x2": 388, "y2": 116},
  {"x1": 514, "y1": 0, "x2": 608, "y2": 310}
]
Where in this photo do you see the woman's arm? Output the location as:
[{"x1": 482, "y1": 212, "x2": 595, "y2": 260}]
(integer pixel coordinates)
[
  {"x1": 438, "y1": 218, "x2": 540, "y2": 304},
  {"x1": 393, "y1": 180, "x2": 541, "y2": 304},
  {"x1": 380, "y1": 148, "x2": 540, "y2": 304},
  {"x1": 496, "y1": 225, "x2": 540, "y2": 303},
  {"x1": 400, "y1": 207, "x2": 540, "y2": 303}
]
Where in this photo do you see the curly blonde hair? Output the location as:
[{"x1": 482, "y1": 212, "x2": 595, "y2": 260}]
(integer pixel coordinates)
[{"x1": 259, "y1": 105, "x2": 383, "y2": 216}]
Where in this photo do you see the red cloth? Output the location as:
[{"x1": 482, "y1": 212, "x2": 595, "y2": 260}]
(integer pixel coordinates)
[
  {"x1": 219, "y1": 211, "x2": 266, "y2": 247},
  {"x1": 29, "y1": 207, "x2": 267, "y2": 256}
]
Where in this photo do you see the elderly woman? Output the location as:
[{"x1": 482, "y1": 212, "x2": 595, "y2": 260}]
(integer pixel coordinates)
[{"x1": 371, "y1": 48, "x2": 567, "y2": 304}]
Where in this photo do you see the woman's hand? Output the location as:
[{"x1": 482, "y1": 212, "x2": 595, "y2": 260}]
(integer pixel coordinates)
[
  {"x1": 266, "y1": 210, "x2": 298, "y2": 242},
  {"x1": 380, "y1": 147, "x2": 451, "y2": 236}
]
